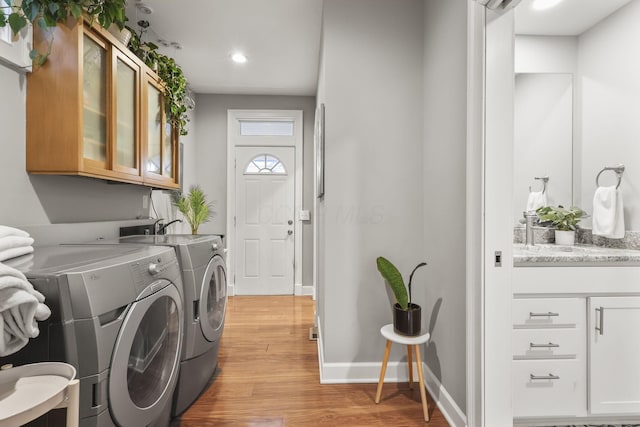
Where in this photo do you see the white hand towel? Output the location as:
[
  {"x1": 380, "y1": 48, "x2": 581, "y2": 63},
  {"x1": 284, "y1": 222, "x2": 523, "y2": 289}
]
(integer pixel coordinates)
[
  {"x1": 592, "y1": 186, "x2": 625, "y2": 239},
  {"x1": 0, "y1": 236, "x2": 34, "y2": 253},
  {"x1": 0, "y1": 246, "x2": 34, "y2": 263},
  {"x1": 0, "y1": 226, "x2": 29, "y2": 240},
  {"x1": 0, "y1": 262, "x2": 51, "y2": 357},
  {"x1": 526, "y1": 191, "x2": 547, "y2": 212}
]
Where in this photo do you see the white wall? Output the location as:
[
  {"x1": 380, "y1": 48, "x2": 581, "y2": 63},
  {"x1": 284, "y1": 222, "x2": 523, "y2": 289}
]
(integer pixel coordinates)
[
  {"x1": 193, "y1": 94, "x2": 316, "y2": 286},
  {"x1": 318, "y1": 0, "x2": 425, "y2": 365},
  {"x1": 423, "y1": 0, "x2": 468, "y2": 412},
  {"x1": 577, "y1": 0, "x2": 640, "y2": 231},
  {"x1": 515, "y1": 35, "x2": 578, "y2": 74}
]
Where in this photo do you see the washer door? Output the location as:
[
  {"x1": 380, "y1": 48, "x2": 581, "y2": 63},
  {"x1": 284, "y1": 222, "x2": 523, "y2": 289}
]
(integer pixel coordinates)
[
  {"x1": 109, "y1": 280, "x2": 183, "y2": 427},
  {"x1": 199, "y1": 254, "x2": 227, "y2": 342}
]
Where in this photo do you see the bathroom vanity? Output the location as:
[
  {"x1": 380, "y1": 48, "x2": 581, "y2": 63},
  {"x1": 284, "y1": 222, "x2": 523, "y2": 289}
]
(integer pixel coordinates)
[{"x1": 512, "y1": 244, "x2": 640, "y2": 425}]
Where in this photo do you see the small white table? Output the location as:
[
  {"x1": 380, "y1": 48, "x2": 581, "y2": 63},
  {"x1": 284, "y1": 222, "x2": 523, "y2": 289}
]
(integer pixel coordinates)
[
  {"x1": 0, "y1": 362, "x2": 79, "y2": 427},
  {"x1": 375, "y1": 324, "x2": 431, "y2": 422}
]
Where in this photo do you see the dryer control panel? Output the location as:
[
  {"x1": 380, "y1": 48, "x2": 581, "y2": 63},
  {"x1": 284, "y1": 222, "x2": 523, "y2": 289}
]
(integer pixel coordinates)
[{"x1": 130, "y1": 251, "x2": 180, "y2": 297}]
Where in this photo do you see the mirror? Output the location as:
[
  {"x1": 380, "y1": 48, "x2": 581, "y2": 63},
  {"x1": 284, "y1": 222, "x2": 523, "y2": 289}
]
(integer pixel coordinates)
[{"x1": 513, "y1": 0, "x2": 639, "y2": 230}]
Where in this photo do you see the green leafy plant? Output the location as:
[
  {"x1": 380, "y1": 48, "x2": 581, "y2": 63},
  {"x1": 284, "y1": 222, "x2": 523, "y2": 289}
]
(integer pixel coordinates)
[
  {"x1": 172, "y1": 186, "x2": 213, "y2": 235},
  {"x1": 0, "y1": 0, "x2": 126, "y2": 66},
  {"x1": 376, "y1": 257, "x2": 427, "y2": 310},
  {"x1": 127, "y1": 26, "x2": 191, "y2": 136},
  {"x1": 536, "y1": 205, "x2": 586, "y2": 231}
]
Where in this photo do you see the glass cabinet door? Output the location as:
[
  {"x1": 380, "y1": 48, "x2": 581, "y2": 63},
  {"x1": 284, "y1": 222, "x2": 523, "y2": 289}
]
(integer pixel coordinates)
[
  {"x1": 82, "y1": 33, "x2": 108, "y2": 164},
  {"x1": 147, "y1": 81, "x2": 163, "y2": 175},
  {"x1": 113, "y1": 52, "x2": 139, "y2": 175},
  {"x1": 163, "y1": 113, "x2": 174, "y2": 178},
  {"x1": 145, "y1": 75, "x2": 178, "y2": 187}
]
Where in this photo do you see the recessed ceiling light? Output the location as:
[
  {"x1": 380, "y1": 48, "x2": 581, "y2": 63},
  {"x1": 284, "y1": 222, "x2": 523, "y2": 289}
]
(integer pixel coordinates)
[
  {"x1": 531, "y1": 0, "x2": 564, "y2": 11},
  {"x1": 231, "y1": 52, "x2": 248, "y2": 64}
]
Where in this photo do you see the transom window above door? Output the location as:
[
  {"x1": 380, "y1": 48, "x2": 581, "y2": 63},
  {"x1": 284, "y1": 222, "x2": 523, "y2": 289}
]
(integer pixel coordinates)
[
  {"x1": 244, "y1": 154, "x2": 287, "y2": 175},
  {"x1": 239, "y1": 120, "x2": 294, "y2": 136}
]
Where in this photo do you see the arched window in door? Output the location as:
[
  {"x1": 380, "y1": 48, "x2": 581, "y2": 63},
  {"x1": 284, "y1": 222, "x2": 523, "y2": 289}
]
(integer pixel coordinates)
[{"x1": 244, "y1": 154, "x2": 287, "y2": 175}]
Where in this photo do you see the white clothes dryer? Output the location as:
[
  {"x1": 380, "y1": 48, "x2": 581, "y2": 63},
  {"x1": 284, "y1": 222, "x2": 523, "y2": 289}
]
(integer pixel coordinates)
[{"x1": 1, "y1": 245, "x2": 184, "y2": 427}]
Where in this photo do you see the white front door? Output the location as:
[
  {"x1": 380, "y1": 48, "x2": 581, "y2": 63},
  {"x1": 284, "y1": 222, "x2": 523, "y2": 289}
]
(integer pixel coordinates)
[{"x1": 235, "y1": 146, "x2": 295, "y2": 295}]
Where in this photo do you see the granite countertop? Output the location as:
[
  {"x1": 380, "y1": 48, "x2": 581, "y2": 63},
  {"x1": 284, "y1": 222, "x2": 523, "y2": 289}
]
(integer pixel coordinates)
[{"x1": 513, "y1": 244, "x2": 640, "y2": 267}]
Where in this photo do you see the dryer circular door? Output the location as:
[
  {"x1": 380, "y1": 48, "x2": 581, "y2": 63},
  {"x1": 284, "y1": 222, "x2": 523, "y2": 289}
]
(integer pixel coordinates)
[
  {"x1": 199, "y1": 254, "x2": 227, "y2": 342},
  {"x1": 108, "y1": 280, "x2": 183, "y2": 427}
]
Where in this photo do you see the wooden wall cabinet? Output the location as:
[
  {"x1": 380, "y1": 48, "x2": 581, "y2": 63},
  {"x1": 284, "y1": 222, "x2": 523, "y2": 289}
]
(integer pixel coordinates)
[{"x1": 26, "y1": 18, "x2": 179, "y2": 190}]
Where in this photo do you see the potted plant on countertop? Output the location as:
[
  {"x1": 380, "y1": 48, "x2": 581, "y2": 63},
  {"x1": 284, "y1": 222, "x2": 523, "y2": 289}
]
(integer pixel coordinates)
[
  {"x1": 536, "y1": 205, "x2": 586, "y2": 246},
  {"x1": 376, "y1": 257, "x2": 427, "y2": 336},
  {"x1": 172, "y1": 186, "x2": 214, "y2": 235},
  {"x1": 0, "y1": 0, "x2": 126, "y2": 66}
]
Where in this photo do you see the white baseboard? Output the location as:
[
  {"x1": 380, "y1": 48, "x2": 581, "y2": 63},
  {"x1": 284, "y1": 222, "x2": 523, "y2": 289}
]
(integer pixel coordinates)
[
  {"x1": 423, "y1": 364, "x2": 467, "y2": 427},
  {"x1": 316, "y1": 315, "x2": 466, "y2": 427},
  {"x1": 294, "y1": 283, "x2": 314, "y2": 296},
  {"x1": 229, "y1": 282, "x2": 312, "y2": 297}
]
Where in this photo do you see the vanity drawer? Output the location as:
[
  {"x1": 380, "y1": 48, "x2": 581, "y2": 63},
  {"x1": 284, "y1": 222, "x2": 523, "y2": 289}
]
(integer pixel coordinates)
[
  {"x1": 513, "y1": 329, "x2": 582, "y2": 359},
  {"x1": 513, "y1": 359, "x2": 587, "y2": 418},
  {"x1": 513, "y1": 298, "x2": 585, "y2": 328}
]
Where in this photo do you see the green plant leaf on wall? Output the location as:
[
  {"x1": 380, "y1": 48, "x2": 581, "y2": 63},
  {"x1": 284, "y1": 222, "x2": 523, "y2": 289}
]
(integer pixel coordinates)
[{"x1": 376, "y1": 256, "x2": 408, "y2": 310}]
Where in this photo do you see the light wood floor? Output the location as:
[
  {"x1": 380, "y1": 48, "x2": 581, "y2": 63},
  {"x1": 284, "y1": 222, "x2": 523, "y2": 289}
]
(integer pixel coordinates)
[{"x1": 174, "y1": 296, "x2": 450, "y2": 427}]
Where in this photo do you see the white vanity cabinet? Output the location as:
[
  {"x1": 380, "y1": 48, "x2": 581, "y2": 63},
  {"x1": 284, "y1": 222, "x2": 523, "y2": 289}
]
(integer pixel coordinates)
[
  {"x1": 512, "y1": 266, "x2": 640, "y2": 424},
  {"x1": 589, "y1": 296, "x2": 640, "y2": 414}
]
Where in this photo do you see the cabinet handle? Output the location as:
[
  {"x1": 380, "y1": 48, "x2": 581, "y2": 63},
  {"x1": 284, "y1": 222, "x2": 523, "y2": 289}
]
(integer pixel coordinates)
[
  {"x1": 530, "y1": 373, "x2": 560, "y2": 380},
  {"x1": 529, "y1": 311, "x2": 560, "y2": 317},
  {"x1": 595, "y1": 306, "x2": 604, "y2": 335},
  {"x1": 529, "y1": 342, "x2": 560, "y2": 348}
]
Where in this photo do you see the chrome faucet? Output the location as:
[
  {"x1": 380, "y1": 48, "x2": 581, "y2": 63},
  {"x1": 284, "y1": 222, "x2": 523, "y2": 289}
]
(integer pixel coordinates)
[
  {"x1": 157, "y1": 219, "x2": 183, "y2": 235},
  {"x1": 522, "y1": 211, "x2": 538, "y2": 246}
]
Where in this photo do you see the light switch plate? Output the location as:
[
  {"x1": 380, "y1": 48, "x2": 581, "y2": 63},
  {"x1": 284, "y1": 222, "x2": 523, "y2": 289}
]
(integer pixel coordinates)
[{"x1": 299, "y1": 210, "x2": 310, "y2": 221}]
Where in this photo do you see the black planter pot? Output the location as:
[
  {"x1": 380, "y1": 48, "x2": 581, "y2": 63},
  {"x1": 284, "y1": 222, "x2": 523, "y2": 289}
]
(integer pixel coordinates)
[{"x1": 393, "y1": 303, "x2": 421, "y2": 336}]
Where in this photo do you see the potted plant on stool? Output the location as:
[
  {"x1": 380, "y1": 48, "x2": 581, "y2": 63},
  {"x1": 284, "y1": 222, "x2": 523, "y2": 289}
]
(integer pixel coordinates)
[
  {"x1": 376, "y1": 257, "x2": 427, "y2": 336},
  {"x1": 536, "y1": 205, "x2": 586, "y2": 245}
]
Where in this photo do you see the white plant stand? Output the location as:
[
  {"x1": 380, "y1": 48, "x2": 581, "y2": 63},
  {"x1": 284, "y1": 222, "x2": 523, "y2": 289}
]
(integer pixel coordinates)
[
  {"x1": 0, "y1": 362, "x2": 79, "y2": 427},
  {"x1": 375, "y1": 323, "x2": 431, "y2": 422}
]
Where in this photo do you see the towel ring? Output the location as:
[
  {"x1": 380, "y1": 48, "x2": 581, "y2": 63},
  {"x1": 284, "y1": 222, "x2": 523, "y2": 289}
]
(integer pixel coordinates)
[
  {"x1": 596, "y1": 165, "x2": 625, "y2": 189},
  {"x1": 529, "y1": 176, "x2": 549, "y2": 194}
]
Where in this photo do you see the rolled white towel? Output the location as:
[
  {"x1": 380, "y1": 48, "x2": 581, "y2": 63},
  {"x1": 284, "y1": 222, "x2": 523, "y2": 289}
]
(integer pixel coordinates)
[
  {"x1": 0, "y1": 262, "x2": 51, "y2": 356},
  {"x1": 0, "y1": 226, "x2": 29, "y2": 240},
  {"x1": 0, "y1": 236, "x2": 34, "y2": 253},
  {"x1": 0, "y1": 246, "x2": 34, "y2": 263},
  {"x1": 593, "y1": 186, "x2": 625, "y2": 239},
  {"x1": 526, "y1": 191, "x2": 547, "y2": 212}
]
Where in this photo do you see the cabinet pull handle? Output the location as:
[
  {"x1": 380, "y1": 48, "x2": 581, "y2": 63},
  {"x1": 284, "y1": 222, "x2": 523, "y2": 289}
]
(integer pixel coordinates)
[
  {"x1": 529, "y1": 311, "x2": 559, "y2": 317},
  {"x1": 595, "y1": 306, "x2": 604, "y2": 335},
  {"x1": 529, "y1": 342, "x2": 560, "y2": 348},
  {"x1": 530, "y1": 373, "x2": 560, "y2": 380}
]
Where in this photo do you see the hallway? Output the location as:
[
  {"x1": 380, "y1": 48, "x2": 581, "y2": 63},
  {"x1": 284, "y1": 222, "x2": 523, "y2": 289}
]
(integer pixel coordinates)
[{"x1": 175, "y1": 296, "x2": 450, "y2": 426}]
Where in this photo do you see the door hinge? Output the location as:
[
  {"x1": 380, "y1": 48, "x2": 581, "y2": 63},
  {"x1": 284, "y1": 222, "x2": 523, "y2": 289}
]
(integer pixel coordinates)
[{"x1": 234, "y1": 216, "x2": 236, "y2": 227}]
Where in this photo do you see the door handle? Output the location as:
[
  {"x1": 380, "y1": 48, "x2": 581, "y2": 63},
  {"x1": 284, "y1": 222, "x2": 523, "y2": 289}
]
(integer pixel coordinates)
[
  {"x1": 288, "y1": 220, "x2": 293, "y2": 225},
  {"x1": 595, "y1": 307, "x2": 604, "y2": 335},
  {"x1": 287, "y1": 230, "x2": 293, "y2": 235}
]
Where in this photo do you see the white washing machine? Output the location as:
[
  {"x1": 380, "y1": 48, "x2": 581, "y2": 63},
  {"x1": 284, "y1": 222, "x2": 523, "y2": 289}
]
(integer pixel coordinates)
[
  {"x1": 1, "y1": 245, "x2": 184, "y2": 427},
  {"x1": 84, "y1": 234, "x2": 227, "y2": 416}
]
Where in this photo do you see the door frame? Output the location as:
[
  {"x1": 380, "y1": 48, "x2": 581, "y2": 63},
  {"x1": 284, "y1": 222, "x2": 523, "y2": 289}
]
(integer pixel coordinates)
[
  {"x1": 226, "y1": 109, "x2": 304, "y2": 296},
  {"x1": 467, "y1": 2, "x2": 515, "y2": 426}
]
